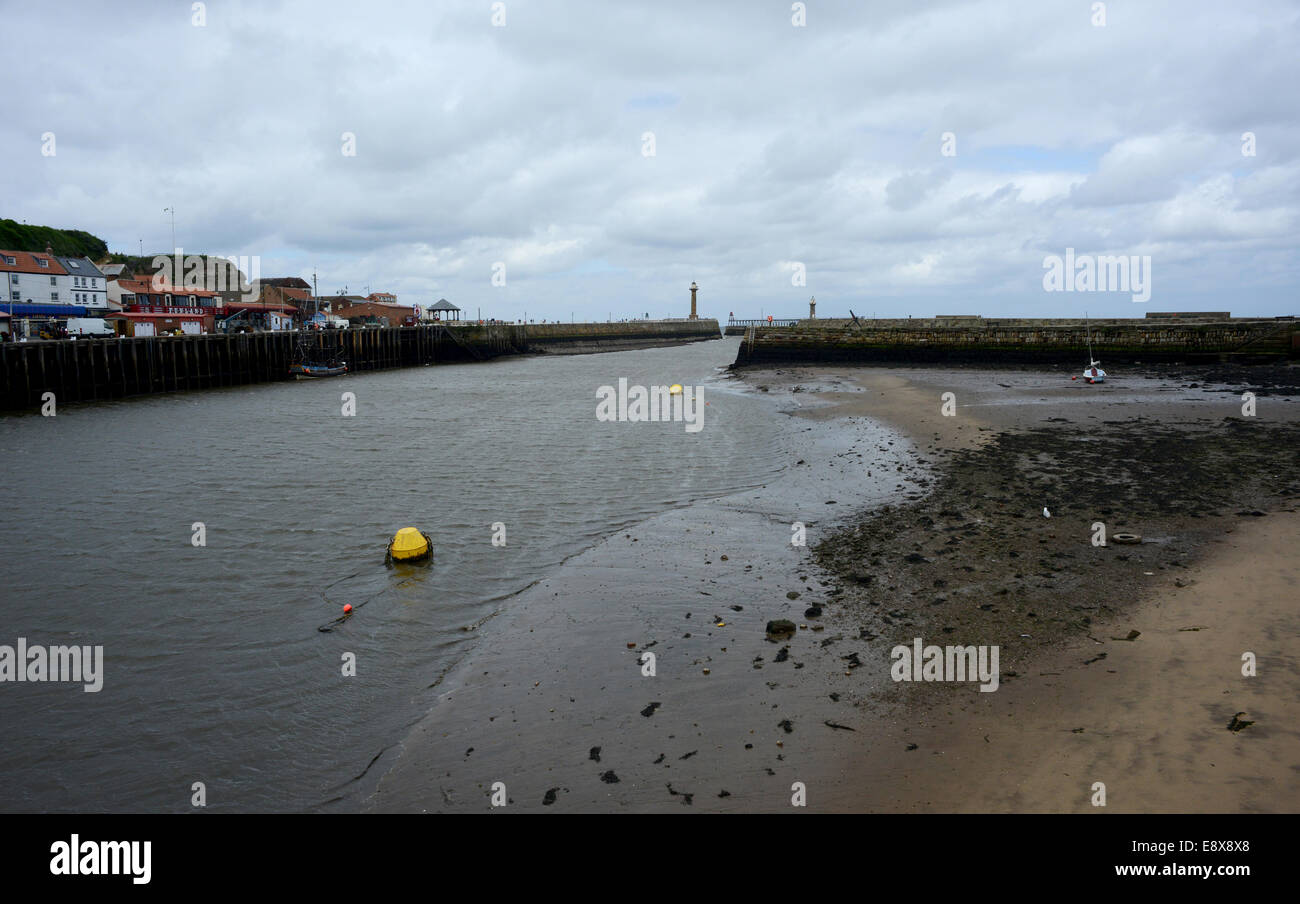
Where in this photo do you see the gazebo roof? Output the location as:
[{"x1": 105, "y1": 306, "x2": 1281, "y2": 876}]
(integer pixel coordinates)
[{"x1": 428, "y1": 298, "x2": 459, "y2": 311}]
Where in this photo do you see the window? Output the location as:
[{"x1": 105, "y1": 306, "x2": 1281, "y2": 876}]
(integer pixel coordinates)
[
  {"x1": 9, "y1": 274, "x2": 16, "y2": 284},
  {"x1": 10, "y1": 291, "x2": 18, "y2": 301},
  {"x1": 51, "y1": 292, "x2": 59, "y2": 301},
  {"x1": 38, "y1": 259, "x2": 48, "y2": 268},
  {"x1": 50, "y1": 276, "x2": 57, "y2": 285},
  {"x1": 3, "y1": 256, "x2": 15, "y2": 265},
  {"x1": 68, "y1": 260, "x2": 80, "y2": 269}
]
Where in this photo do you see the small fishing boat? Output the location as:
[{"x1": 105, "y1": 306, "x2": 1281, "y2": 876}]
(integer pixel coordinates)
[
  {"x1": 1081, "y1": 313, "x2": 1106, "y2": 383},
  {"x1": 290, "y1": 362, "x2": 348, "y2": 380},
  {"x1": 290, "y1": 330, "x2": 347, "y2": 379}
]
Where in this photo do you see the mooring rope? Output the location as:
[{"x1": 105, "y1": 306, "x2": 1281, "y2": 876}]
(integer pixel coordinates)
[
  {"x1": 316, "y1": 570, "x2": 387, "y2": 633},
  {"x1": 315, "y1": 547, "x2": 434, "y2": 632}
]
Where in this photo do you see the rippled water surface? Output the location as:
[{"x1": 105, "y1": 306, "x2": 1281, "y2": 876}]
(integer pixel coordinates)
[{"x1": 0, "y1": 337, "x2": 799, "y2": 811}]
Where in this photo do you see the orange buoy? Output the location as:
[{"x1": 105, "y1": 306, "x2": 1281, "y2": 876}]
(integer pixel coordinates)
[{"x1": 343, "y1": 604, "x2": 353, "y2": 614}]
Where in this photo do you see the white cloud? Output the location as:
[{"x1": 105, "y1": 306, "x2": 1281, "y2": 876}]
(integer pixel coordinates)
[{"x1": 2, "y1": 0, "x2": 1297, "y2": 319}]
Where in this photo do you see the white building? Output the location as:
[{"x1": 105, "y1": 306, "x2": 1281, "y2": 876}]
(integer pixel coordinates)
[
  {"x1": 1, "y1": 249, "x2": 68, "y2": 306},
  {"x1": 55, "y1": 256, "x2": 108, "y2": 312},
  {"x1": 106, "y1": 278, "x2": 133, "y2": 311}
]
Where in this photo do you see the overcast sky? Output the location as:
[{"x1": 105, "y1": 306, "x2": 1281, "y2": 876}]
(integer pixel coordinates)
[{"x1": 4, "y1": 0, "x2": 1297, "y2": 320}]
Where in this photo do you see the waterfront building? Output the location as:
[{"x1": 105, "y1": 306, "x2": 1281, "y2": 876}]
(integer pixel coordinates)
[
  {"x1": 106, "y1": 309, "x2": 212, "y2": 336},
  {"x1": 54, "y1": 256, "x2": 108, "y2": 312},
  {"x1": 109, "y1": 275, "x2": 221, "y2": 334},
  {"x1": 0, "y1": 249, "x2": 88, "y2": 338},
  {"x1": 334, "y1": 299, "x2": 420, "y2": 326},
  {"x1": 260, "y1": 283, "x2": 312, "y2": 316},
  {"x1": 1, "y1": 248, "x2": 69, "y2": 305}
]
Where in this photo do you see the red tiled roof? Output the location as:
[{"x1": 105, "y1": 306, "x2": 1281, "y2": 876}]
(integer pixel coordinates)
[{"x1": 0, "y1": 250, "x2": 69, "y2": 275}]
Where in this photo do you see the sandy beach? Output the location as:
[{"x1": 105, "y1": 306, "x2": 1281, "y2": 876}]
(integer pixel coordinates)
[
  {"x1": 743, "y1": 363, "x2": 1300, "y2": 812},
  {"x1": 368, "y1": 361, "x2": 1300, "y2": 813}
]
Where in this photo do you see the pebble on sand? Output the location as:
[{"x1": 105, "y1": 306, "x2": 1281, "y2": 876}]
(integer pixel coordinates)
[{"x1": 766, "y1": 619, "x2": 797, "y2": 641}]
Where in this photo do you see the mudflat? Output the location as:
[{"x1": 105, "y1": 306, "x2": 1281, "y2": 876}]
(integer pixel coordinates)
[
  {"x1": 368, "y1": 361, "x2": 1299, "y2": 812},
  {"x1": 754, "y1": 363, "x2": 1300, "y2": 812}
]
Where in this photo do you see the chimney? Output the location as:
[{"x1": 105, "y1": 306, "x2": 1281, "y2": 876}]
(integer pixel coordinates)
[{"x1": 45, "y1": 243, "x2": 53, "y2": 256}]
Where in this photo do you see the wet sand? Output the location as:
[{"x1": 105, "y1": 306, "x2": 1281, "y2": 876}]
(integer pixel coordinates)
[
  {"x1": 843, "y1": 508, "x2": 1300, "y2": 812},
  {"x1": 743, "y1": 364, "x2": 1300, "y2": 812},
  {"x1": 369, "y1": 362, "x2": 1300, "y2": 812},
  {"x1": 368, "y1": 401, "x2": 929, "y2": 812}
]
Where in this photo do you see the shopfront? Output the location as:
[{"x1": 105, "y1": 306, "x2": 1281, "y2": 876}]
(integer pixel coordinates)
[{"x1": 109, "y1": 311, "x2": 213, "y2": 337}]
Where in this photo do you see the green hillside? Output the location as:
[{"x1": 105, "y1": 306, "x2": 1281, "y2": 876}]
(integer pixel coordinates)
[{"x1": 0, "y1": 219, "x2": 109, "y2": 260}]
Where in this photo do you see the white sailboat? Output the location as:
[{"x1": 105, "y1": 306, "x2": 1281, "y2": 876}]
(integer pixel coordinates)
[{"x1": 1081, "y1": 313, "x2": 1106, "y2": 383}]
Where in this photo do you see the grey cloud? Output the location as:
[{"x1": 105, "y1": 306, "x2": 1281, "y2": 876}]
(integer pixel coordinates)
[{"x1": 2, "y1": 0, "x2": 1297, "y2": 319}]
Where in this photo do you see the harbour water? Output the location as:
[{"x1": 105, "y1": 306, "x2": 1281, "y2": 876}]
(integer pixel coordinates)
[{"x1": 0, "y1": 338, "x2": 805, "y2": 812}]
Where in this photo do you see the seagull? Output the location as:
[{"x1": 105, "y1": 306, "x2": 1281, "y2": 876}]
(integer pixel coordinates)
[{"x1": 1043, "y1": 507, "x2": 1051, "y2": 518}]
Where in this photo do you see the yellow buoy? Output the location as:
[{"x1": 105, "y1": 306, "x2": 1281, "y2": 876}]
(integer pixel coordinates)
[
  {"x1": 387, "y1": 527, "x2": 433, "y2": 563},
  {"x1": 669, "y1": 384, "x2": 683, "y2": 395}
]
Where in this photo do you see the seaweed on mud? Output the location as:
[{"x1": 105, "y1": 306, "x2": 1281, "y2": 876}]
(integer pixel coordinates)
[{"x1": 813, "y1": 419, "x2": 1300, "y2": 675}]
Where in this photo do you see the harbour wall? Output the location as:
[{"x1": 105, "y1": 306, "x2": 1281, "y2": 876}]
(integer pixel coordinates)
[
  {"x1": 0, "y1": 319, "x2": 721, "y2": 411},
  {"x1": 524, "y1": 319, "x2": 721, "y2": 354},
  {"x1": 732, "y1": 318, "x2": 1299, "y2": 367}
]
